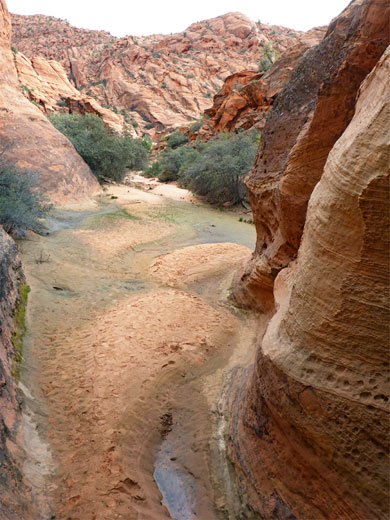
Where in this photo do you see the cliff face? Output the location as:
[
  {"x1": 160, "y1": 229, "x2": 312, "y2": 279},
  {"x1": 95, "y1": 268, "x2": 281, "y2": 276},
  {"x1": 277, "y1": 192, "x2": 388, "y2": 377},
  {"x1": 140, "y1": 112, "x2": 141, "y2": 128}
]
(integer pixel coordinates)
[
  {"x1": 13, "y1": 51, "x2": 128, "y2": 135},
  {"x1": 233, "y1": 0, "x2": 390, "y2": 311},
  {"x1": 229, "y1": 35, "x2": 390, "y2": 520},
  {"x1": 0, "y1": 0, "x2": 100, "y2": 203},
  {"x1": 197, "y1": 27, "x2": 325, "y2": 139},
  {"x1": 11, "y1": 12, "x2": 303, "y2": 134},
  {"x1": 0, "y1": 229, "x2": 34, "y2": 520}
]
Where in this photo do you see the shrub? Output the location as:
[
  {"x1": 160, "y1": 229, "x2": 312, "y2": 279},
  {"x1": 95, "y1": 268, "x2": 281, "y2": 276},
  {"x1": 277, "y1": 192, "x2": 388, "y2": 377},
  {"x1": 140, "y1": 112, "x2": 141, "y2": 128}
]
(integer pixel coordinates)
[
  {"x1": 166, "y1": 130, "x2": 188, "y2": 149},
  {"x1": 143, "y1": 132, "x2": 258, "y2": 204},
  {"x1": 190, "y1": 118, "x2": 202, "y2": 133},
  {"x1": 182, "y1": 133, "x2": 257, "y2": 204},
  {"x1": 49, "y1": 113, "x2": 149, "y2": 182},
  {"x1": 257, "y1": 42, "x2": 280, "y2": 73},
  {"x1": 0, "y1": 167, "x2": 51, "y2": 235}
]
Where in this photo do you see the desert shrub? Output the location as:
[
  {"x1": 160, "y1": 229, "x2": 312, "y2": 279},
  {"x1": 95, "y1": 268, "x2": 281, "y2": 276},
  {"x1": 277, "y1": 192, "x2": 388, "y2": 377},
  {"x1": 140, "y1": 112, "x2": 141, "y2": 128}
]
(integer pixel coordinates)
[
  {"x1": 166, "y1": 130, "x2": 188, "y2": 149},
  {"x1": 143, "y1": 132, "x2": 258, "y2": 204},
  {"x1": 49, "y1": 113, "x2": 149, "y2": 182},
  {"x1": 182, "y1": 133, "x2": 257, "y2": 204},
  {"x1": 190, "y1": 118, "x2": 202, "y2": 133},
  {"x1": 257, "y1": 42, "x2": 280, "y2": 73},
  {"x1": 0, "y1": 167, "x2": 51, "y2": 235}
]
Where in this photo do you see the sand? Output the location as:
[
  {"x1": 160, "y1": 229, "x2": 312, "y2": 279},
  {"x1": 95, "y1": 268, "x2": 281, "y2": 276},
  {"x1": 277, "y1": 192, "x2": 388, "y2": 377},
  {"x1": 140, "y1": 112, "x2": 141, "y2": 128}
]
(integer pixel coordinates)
[{"x1": 19, "y1": 185, "x2": 256, "y2": 519}]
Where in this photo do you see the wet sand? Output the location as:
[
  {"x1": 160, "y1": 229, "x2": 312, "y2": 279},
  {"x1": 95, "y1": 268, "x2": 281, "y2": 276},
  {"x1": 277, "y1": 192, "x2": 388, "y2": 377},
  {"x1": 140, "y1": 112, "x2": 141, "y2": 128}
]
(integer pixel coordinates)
[{"x1": 18, "y1": 185, "x2": 259, "y2": 519}]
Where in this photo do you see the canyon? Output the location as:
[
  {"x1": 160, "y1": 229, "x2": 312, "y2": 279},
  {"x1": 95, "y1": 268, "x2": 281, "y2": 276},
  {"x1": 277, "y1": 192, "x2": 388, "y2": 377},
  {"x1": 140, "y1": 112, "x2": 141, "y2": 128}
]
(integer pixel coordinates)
[{"x1": 0, "y1": 0, "x2": 389, "y2": 519}]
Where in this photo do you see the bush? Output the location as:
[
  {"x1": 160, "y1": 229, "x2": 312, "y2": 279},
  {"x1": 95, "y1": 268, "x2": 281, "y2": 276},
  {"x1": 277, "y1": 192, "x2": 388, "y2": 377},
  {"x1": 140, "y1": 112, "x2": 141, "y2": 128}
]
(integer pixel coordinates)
[
  {"x1": 0, "y1": 168, "x2": 51, "y2": 235},
  {"x1": 257, "y1": 42, "x2": 280, "y2": 73},
  {"x1": 166, "y1": 130, "x2": 188, "y2": 149},
  {"x1": 143, "y1": 132, "x2": 258, "y2": 204},
  {"x1": 182, "y1": 133, "x2": 257, "y2": 204},
  {"x1": 49, "y1": 113, "x2": 149, "y2": 182}
]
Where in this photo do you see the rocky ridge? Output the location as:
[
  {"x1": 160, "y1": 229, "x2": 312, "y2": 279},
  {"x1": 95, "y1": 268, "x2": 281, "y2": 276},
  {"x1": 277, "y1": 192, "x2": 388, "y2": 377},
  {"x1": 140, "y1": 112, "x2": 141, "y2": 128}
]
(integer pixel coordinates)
[{"x1": 11, "y1": 12, "x2": 304, "y2": 134}]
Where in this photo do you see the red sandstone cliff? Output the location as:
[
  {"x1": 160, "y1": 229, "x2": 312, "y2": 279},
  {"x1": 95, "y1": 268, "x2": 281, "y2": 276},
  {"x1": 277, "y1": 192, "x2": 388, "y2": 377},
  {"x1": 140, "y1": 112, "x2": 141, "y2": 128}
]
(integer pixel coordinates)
[
  {"x1": 0, "y1": 0, "x2": 100, "y2": 203},
  {"x1": 228, "y1": 1, "x2": 390, "y2": 518},
  {"x1": 11, "y1": 12, "x2": 304, "y2": 134},
  {"x1": 233, "y1": 0, "x2": 390, "y2": 312},
  {"x1": 196, "y1": 27, "x2": 325, "y2": 139},
  {"x1": 13, "y1": 51, "x2": 128, "y2": 134}
]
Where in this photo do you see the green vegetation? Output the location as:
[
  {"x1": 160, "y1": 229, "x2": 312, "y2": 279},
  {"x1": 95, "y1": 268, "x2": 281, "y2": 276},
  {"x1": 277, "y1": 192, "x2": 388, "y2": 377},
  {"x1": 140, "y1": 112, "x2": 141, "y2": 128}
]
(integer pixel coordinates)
[
  {"x1": 143, "y1": 131, "x2": 258, "y2": 204},
  {"x1": 48, "y1": 113, "x2": 149, "y2": 183},
  {"x1": 257, "y1": 42, "x2": 280, "y2": 72},
  {"x1": 0, "y1": 167, "x2": 51, "y2": 235},
  {"x1": 11, "y1": 45, "x2": 18, "y2": 54},
  {"x1": 11, "y1": 284, "x2": 30, "y2": 379},
  {"x1": 166, "y1": 130, "x2": 188, "y2": 149}
]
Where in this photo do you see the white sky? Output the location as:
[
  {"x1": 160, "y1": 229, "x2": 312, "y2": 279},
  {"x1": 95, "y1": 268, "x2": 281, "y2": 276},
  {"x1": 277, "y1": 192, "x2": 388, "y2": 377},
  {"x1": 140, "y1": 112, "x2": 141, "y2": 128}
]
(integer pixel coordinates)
[{"x1": 7, "y1": 0, "x2": 352, "y2": 37}]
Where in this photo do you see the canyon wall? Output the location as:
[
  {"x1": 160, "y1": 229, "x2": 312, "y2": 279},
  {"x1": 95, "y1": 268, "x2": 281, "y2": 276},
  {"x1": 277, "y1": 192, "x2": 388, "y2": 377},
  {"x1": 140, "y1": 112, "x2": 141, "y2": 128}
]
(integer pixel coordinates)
[
  {"x1": 233, "y1": 0, "x2": 389, "y2": 312},
  {"x1": 0, "y1": 0, "x2": 100, "y2": 203},
  {"x1": 11, "y1": 12, "x2": 305, "y2": 134},
  {"x1": 0, "y1": 229, "x2": 34, "y2": 520},
  {"x1": 229, "y1": 18, "x2": 389, "y2": 520}
]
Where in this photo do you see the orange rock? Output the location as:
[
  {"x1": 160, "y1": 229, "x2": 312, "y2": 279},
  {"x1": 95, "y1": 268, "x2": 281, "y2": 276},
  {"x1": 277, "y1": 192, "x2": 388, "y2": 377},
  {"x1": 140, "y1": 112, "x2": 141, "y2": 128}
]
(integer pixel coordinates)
[
  {"x1": 234, "y1": 0, "x2": 390, "y2": 312},
  {"x1": 11, "y1": 11, "x2": 305, "y2": 134},
  {"x1": 229, "y1": 43, "x2": 390, "y2": 520},
  {"x1": 0, "y1": 0, "x2": 100, "y2": 203}
]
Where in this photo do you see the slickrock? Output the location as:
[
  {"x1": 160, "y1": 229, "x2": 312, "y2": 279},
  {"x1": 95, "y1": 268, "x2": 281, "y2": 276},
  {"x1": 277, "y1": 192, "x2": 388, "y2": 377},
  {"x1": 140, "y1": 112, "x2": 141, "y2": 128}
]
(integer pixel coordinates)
[
  {"x1": 11, "y1": 12, "x2": 303, "y2": 133},
  {"x1": 233, "y1": 0, "x2": 389, "y2": 312},
  {"x1": 229, "y1": 44, "x2": 390, "y2": 520},
  {"x1": 0, "y1": 229, "x2": 35, "y2": 520},
  {"x1": 13, "y1": 51, "x2": 127, "y2": 134},
  {"x1": 197, "y1": 27, "x2": 325, "y2": 138},
  {"x1": 0, "y1": 0, "x2": 100, "y2": 203}
]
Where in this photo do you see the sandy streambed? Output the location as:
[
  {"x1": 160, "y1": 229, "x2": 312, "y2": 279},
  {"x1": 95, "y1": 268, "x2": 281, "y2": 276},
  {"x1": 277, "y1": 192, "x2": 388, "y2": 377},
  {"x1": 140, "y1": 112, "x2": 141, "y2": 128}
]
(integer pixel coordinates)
[{"x1": 18, "y1": 185, "x2": 258, "y2": 520}]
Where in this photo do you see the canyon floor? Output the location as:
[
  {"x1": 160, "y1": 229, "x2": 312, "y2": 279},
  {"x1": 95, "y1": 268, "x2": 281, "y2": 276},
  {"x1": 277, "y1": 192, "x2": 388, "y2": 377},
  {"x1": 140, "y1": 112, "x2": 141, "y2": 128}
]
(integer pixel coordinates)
[{"x1": 17, "y1": 183, "x2": 261, "y2": 520}]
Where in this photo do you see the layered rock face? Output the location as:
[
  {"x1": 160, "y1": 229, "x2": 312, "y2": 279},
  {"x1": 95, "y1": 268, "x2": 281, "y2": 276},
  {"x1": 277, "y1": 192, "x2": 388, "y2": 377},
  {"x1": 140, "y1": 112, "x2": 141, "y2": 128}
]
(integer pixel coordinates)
[
  {"x1": 229, "y1": 40, "x2": 390, "y2": 520},
  {"x1": 0, "y1": 0, "x2": 100, "y2": 203},
  {"x1": 197, "y1": 27, "x2": 325, "y2": 138},
  {"x1": 11, "y1": 12, "x2": 303, "y2": 134},
  {"x1": 234, "y1": 0, "x2": 390, "y2": 311},
  {"x1": 13, "y1": 51, "x2": 127, "y2": 134},
  {"x1": 0, "y1": 229, "x2": 34, "y2": 520}
]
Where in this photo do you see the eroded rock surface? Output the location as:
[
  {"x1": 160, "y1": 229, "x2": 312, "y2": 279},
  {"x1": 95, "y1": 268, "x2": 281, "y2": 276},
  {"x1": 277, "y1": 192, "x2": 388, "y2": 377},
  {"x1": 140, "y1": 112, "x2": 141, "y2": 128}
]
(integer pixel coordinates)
[
  {"x1": 0, "y1": 229, "x2": 34, "y2": 520},
  {"x1": 234, "y1": 0, "x2": 390, "y2": 311},
  {"x1": 11, "y1": 12, "x2": 303, "y2": 134},
  {"x1": 0, "y1": 0, "x2": 100, "y2": 203},
  {"x1": 197, "y1": 27, "x2": 325, "y2": 138},
  {"x1": 229, "y1": 44, "x2": 390, "y2": 520}
]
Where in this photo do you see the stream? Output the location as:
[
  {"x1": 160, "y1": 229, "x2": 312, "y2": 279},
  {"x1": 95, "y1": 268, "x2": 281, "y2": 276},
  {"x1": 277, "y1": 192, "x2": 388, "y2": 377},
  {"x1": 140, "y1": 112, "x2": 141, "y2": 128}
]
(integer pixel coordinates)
[{"x1": 17, "y1": 184, "x2": 259, "y2": 520}]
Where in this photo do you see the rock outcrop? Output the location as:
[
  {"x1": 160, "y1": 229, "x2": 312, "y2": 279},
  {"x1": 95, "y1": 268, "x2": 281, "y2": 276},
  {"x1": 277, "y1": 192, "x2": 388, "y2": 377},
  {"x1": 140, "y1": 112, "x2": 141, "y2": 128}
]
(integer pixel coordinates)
[
  {"x1": 0, "y1": 229, "x2": 35, "y2": 520},
  {"x1": 229, "y1": 31, "x2": 389, "y2": 520},
  {"x1": 197, "y1": 27, "x2": 325, "y2": 138},
  {"x1": 0, "y1": 0, "x2": 100, "y2": 203},
  {"x1": 11, "y1": 12, "x2": 304, "y2": 134},
  {"x1": 13, "y1": 51, "x2": 127, "y2": 134},
  {"x1": 233, "y1": 0, "x2": 390, "y2": 312}
]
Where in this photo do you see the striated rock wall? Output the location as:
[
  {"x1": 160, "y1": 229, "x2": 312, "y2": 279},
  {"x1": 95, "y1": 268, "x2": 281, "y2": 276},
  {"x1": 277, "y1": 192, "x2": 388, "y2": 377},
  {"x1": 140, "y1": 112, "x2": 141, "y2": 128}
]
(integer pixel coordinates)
[
  {"x1": 13, "y1": 51, "x2": 128, "y2": 135},
  {"x1": 229, "y1": 45, "x2": 390, "y2": 520},
  {"x1": 0, "y1": 0, "x2": 100, "y2": 204},
  {"x1": 11, "y1": 11, "x2": 304, "y2": 134},
  {"x1": 0, "y1": 229, "x2": 35, "y2": 520},
  {"x1": 234, "y1": 0, "x2": 390, "y2": 312}
]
